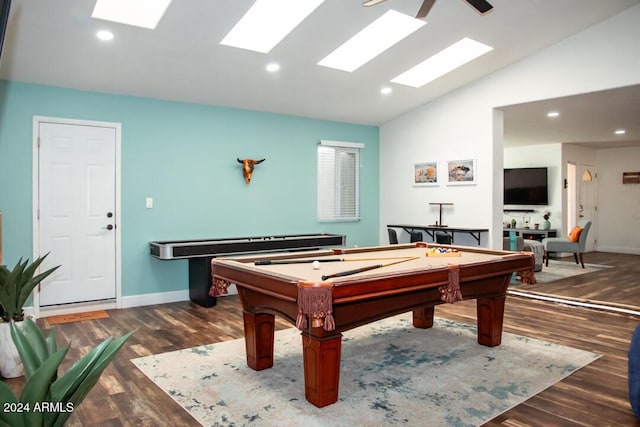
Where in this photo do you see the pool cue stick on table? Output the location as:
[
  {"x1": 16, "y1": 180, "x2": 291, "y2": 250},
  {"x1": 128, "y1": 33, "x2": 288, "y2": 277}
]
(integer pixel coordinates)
[
  {"x1": 255, "y1": 258, "x2": 344, "y2": 265},
  {"x1": 255, "y1": 256, "x2": 417, "y2": 266},
  {"x1": 321, "y1": 256, "x2": 420, "y2": 280}
]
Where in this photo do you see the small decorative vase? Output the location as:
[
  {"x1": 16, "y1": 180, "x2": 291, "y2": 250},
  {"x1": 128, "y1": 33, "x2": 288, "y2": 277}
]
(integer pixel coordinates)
[
  {"x1": 542, "y1": 220, "x2": 551, "y2": 230},
  {"x1": 0, "y1": 321, "x2": 25, "y2": 378}
]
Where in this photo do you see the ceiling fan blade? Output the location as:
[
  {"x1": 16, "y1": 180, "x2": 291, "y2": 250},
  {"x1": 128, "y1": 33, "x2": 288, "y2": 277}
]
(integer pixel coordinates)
[
  {"x1": 362, "y1": 0, "x2": 388, "y2": 6},
  {"x1": 464, "y1": 0, "x2": 493, "y2": 14},
  {"x1": 415, "y1": 0, "x2": 437, "y2": 19}
]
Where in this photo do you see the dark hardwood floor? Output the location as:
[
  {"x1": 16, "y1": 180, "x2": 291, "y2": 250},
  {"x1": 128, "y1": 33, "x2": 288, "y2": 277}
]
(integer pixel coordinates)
[
  {"x1": 3, "y1": 251, "x2": 640, "y2": 426},
  {"x1": 515, "y1": 252, "x2": 640, "y2": 313}
]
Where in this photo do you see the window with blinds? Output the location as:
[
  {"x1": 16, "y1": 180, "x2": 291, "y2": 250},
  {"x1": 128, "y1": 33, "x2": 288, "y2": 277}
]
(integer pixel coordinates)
[{"x1": 317, "y1": 140, "x2": 363, "y2": 222}]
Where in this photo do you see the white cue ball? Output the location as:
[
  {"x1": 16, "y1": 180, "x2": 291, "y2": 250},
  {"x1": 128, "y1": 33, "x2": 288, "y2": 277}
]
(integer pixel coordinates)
[{"x1": 312, "y1": 260, "x2": 321, "y2": 270}]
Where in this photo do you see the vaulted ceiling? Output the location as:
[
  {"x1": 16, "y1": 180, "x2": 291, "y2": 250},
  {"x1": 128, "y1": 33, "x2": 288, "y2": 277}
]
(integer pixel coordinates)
[{"x1": 1, "y1": 0, "x2": 639, "y2": 147}]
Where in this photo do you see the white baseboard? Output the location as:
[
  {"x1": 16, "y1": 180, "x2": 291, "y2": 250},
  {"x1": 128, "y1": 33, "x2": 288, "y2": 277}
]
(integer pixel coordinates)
[
  {"x1": 24, "y1": 286, "x2": 240, "y2": 318},
  {"x1": 121, "y1": 290, "x2": 190, "y2": 308},
  {"x1": 596, "y1": 246, "x2": 640, "y2": 255},
  {"x1": 121, "y1": 285, "x2": 238, "y2": 309}
]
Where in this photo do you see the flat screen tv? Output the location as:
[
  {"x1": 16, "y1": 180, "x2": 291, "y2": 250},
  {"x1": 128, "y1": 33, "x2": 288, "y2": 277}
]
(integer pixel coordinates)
[
  {"x1": 0, "y1": 0, "x2": 10, "y2": 63},
  {"x1": 504, "y1": 167, "x2": 549, "y2": 206}
]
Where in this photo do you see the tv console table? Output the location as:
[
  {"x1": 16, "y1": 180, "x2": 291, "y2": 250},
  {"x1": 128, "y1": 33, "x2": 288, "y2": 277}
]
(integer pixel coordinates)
[
  {"x1": 388, "y1": 224, "x2": 488, "y2": 246},
  {"x1": 503, "y1": 228, "x2": 557, "y2": 242}
]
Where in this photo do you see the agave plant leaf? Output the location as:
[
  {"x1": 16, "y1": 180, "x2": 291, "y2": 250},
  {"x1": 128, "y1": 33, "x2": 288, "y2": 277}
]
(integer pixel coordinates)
[
  {"x1": 0, "y1": 266, "x2": 11, "y2": 311},
  {"x1": 0, "y1": 254, "x2": 59, "y2": 321},
  {"x1": 50, "y1": 331, "x2": 133, "y2": 401},
  {"x1": 4, "y1": 308, "x2": 133, "y2": 427},
  {"x1": 19, "y1": 317, "x2": 53, "y2": 373},
  {"x1": 45, "y1": 326, "x2": 59, "y2": 355},
  {"x1": 0, "y1": 263, "x2": 19, "y2": 319},
  {"x1": 47, "y1": 331, "x2": 134, "y2": 427},
  {"x1": 6, "y1": 259, "x2": 28, "y2": 316},
  {"x1": 10, "y1": 318, "x2": 45, "y2": 379},
  {"x1": 16, "y1": 257, "x2": 60, "y2": 320},
  {"x1": 10, "y1": 318, "x2": 59, "y2": 381},
  {"x1": 0, "y1": 380, "x2": 23, "y2": 427},
  {"x1": 48, "y1": 337, "x2": 113, "y2": 402},
  {"x1": 19, "y1": 345, "x2": 69, "y2": 427}
]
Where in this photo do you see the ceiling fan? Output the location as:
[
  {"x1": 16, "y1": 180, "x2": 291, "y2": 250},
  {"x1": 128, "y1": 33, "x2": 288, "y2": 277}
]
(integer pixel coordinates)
[{"x1": 362, "y1": 0, "x2": 493, "y2": 20}]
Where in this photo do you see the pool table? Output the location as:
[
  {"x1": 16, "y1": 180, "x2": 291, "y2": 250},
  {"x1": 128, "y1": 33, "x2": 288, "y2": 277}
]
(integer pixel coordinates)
[{"x1": 210, "y1": 242, "x2": 534, "y2": 407}]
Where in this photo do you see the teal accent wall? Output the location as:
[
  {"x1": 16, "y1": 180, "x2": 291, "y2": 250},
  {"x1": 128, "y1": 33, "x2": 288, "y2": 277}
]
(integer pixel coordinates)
[{"x1": 0, "y1": 81, "x2": 379, "y2": 297}]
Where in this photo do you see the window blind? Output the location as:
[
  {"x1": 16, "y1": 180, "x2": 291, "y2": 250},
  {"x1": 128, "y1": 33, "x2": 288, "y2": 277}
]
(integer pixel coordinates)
[{"x1": 317, "y1": 140, "x2": 363, "y2": 222}]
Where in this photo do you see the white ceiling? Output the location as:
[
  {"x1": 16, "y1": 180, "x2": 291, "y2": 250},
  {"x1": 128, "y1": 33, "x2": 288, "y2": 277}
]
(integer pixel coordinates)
[
  {"x1": 502, "y1": 84, "x2": 640, "y2": 149},
  {"x1": 1, "y1": 0, "x2": 639, "y2": 149}
]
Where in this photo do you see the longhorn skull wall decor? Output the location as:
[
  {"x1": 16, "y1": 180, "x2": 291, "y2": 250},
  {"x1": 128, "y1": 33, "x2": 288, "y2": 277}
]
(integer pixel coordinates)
[{"x1": 237, "y1": 158, "x2": 265, "y2": 184}]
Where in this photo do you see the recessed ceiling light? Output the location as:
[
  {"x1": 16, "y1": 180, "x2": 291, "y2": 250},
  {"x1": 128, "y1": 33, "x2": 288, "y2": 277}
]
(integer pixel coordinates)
[
  {"x1": 547, "y1": 111, "x2": 560, "y2": 118},
  {"x1": 221, "y1": 0, "x2": 324, "y2": 54},
  {"x1": 615, "y1": 129, "x2": 626, "y2": 135},
  {"x1": 266, "y1": 63, "x2": 280, "y2": 72},
  {"x1": 391, "y1": 37, "x2": 493, "y2": 88},
  {"x1": 380, "y1": 86, "x2": 392, "y2": 95},
  {"x1": 317, "y1": 10, "x2": 425, "y2": 73},
  {"x1": 96, "y1": 30, "x2": 114, "y2": 41},
  {"x1": 92, "y1": 0, "x2": 171, "y2": 29}
]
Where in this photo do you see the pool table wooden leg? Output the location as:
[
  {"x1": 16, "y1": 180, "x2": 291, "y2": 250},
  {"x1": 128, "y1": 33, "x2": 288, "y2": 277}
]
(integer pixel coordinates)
[
  {"x1": 301, "y1": 333, "x2": 342, "y2": 408},
  {"x1": 412, "y1": 306, "x2": 435, "y2": 328},
  {"x1": 476, "y1": 296, "x2": 505, "y2": 347},
  {"x1": 242, "y1": 311, "x2": 275, "y2": 371}
]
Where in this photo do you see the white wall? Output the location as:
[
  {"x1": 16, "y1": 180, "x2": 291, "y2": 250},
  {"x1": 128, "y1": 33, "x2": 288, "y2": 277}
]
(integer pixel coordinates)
[
  {"x1": 380, "y1": 4, "x2": 640, "y2": 249},
  {"x1": 596, "y1": 146, "x2": 640, "y2": 254},
  {"x1": 381, "y1": 90, "x2": 496, "y2": 247}
]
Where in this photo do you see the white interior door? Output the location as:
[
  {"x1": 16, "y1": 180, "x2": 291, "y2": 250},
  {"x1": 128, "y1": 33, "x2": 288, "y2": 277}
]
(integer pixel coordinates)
[
  {"x1": 566, "y1": 162, "x2": 577, "y2": 231},
  {"x1": 37, "y1": 121, "x2": 117, "y2": 306},
  {"x1": 577, "y1": 163, "x2": 597, "y2": 252}
]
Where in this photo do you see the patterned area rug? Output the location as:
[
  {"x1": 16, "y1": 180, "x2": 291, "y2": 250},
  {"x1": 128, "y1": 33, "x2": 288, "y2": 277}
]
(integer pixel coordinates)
[
  {"x1": 527, "y1": 259, "x2": 611, "y2": 284},
  {"x1": 132, "y1": 314, "x2": 600, "y2": 426}
]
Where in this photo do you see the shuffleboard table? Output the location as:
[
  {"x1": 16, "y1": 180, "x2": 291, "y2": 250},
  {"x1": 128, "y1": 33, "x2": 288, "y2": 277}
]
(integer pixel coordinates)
[
  {"x1": 210, "y1": 242, "x2": 534, "y2": 408},
  {"x1": 149, "y1": 233, "x2": 345, "y2": 306}
]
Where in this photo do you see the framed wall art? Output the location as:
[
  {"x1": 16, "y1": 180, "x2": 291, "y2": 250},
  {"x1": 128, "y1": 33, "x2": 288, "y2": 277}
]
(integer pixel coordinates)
[
  {"x1": 413, "y1": 161, "x2": 438, "y2": 186},
  {"x1": 447, "y1": 158, "x2": 476, "y2": 185}
]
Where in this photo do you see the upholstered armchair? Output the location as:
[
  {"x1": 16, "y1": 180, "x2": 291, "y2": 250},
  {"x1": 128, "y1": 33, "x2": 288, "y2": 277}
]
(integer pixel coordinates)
[{"x1": 542, "y1": 219, "x2": 592, "y2": 268}]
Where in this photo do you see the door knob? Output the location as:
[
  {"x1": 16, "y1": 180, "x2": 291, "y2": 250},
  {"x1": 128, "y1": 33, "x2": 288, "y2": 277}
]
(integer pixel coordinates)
[
  {"x1": 107, "y1": 212, "x2": 113, "y2": 218},
  {"x1": 103, "y1": 224, "x2": 114, "y2": 230}
]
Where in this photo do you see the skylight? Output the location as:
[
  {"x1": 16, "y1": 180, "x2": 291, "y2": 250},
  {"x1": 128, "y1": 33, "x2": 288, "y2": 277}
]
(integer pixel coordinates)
[
  {"x1": 91, "y1": 0, "x2": 171, "y2": 30},
  {"x1": 317, "y1": 10, "x2": 425, "y2": 73},
  {"x1": 221, "y1": 0, "x2": 324, "y2": 54},
  {"x1": 391, "y1": 37, "x2": 493, "y2": 88}
]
